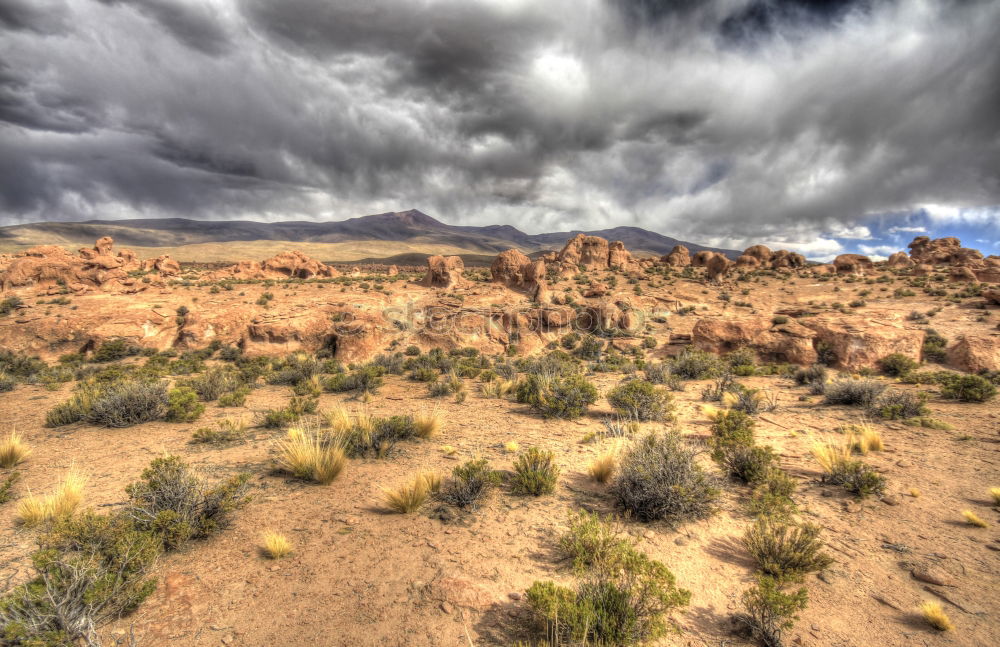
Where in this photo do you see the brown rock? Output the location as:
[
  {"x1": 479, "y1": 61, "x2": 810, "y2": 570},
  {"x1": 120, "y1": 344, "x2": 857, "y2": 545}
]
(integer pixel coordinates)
[
  {"x1": 490, "y1": 249, "x2": 533, "y2": 287},
  {"x1": 660, "y1": 245, "x2": 691, "y2": 267},
  {"x1": 833, "y1": 254, "x2": 874, "y2": 275},
  {"x1": 420, "y1": 255, "x2": 467, "y2": 288},
  {"x1": 743, "y1": 244, "x2": 773, "y2": 264},
  {"x1": 608, "y1": 241, "x2": 639, "y2": 271},
  {"x1": 706, "y1": 253, "x2": 733, "y2": 281},
  {"x1": 558, "y1": 234, "x2": 610, "y2": 270},
  {"x1": 800, "y1": 317, "x2": 924, "y2": 371},
  {"x1": 691, "y1": 250, "x2": 716, "y2": 267},
  {"x1": 692, "y1": 316, "x2": 818, "y2": 364},
  {"x1": 911, "y1": 565, "x2": 955, "y2": 587},
  {"x1": 886, "y1": 251, "x2": 913, "y2": 268},
  {"x1": 949, "y1": 266, "x2": 979, "y2": 283},
  {"x1": 946, "y1": 334, "x2": 1000, "y2": 372}
]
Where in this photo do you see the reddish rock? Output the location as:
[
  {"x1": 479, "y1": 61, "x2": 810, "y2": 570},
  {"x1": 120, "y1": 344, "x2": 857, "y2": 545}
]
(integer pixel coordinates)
[
  {"x1": 886, "y1": 252, "x2": 913, "y2": 268},
  {"x1": 947, "y1": 334, "x2": 1000, "y2": 372},
  {"x1": 834, "y1": 254, "x2": 874, "y2": 275},
  {"x1": 949, "y1": 266, "x2": 979, "y2": 283},
  {"x1": 420, "y1": 255, "x2": 467, "y2": 288},
  {"x1": 743, "y1": 244, "x2": 773, "y2": 264},
  {"x1": 735, "y1": 254, "x2": 761, "y2": 269},
  {"x1": 692, "y1": 250, "x2": 716, "y2": 267},
  {"x1": 661, "y1": 245, "x2": 691, "y2": 267},
  {"x1": 608, "y1": 241, "x2": 639, "y2": 271},
  {"x1": 692, "y1": 316, "x2": 818, "y2": 364},
  {"x1": 387, "y1": 265, "x2": 399, "y2": 276},
  {"x1": 706, "y1": 253, "x2": 733, "y2": 281},
  {"x1": 800, "y1": 318, "x2": 924, "y2": 371},
  {"x1": 558, "y1": 234, "x2": 610, "y2": 270},
  {"x1": 490, "y1": 249, "x2": 533, "y2": 288}
]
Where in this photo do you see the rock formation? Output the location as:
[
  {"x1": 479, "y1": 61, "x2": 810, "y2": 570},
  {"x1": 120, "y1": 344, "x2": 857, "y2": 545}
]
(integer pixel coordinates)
[
  {"x1": 833, "y1": 254, "x2": 874, "y2": 275},
  {"x1": 420, "y1": 255, "x2": 467, "y2": 288},
  {"x1": 660, "y1": 245, "x2": 691, "y2": 267}
]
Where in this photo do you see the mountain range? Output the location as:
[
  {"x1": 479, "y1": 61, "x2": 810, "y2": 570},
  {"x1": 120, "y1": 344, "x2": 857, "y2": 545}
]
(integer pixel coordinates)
[{"x1": 0, "y1": 210, "x2": 739, "y2": 264}]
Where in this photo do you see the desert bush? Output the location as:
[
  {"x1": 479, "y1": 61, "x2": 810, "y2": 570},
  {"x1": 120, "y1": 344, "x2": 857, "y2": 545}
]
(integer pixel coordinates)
[
  {"x1": 439, "y1": 458, "x2": 499, "y2": 510},
  {"x1": 410, "y1": 366, "x2": 438, "y2": 382},
  {"x1": 588, "y1": 449, "x2": 618, "y2": 484},
  {"x1": 670, "y1": 348, "x2": 722, "y2": 379},
  {"x1": 0, "y1": 512, "x2": 159, "y2": 647},
  {"x1": 557, "y1": 510, "x2": 633, "y2": 572},
  {"x1": 715, "y1": 444, "x2": 777, "y2": 484},
  {"x1": 825, "y1": 459, "x2": 886, "y2": 498},
  {"x1": 725, "y1": 347, "x2": 758, "y2": 372},
  {"x1": 734, "y1": 576, "x2": 808, "y2": 647},
  {"x1": 748, "y1": 469, "x2": 798, "y2": 520},
  {"x1": 701, "y1": 371, "x2": 738, "y2": 402},
  {"x1": 940, "y1": 374, "x2": 996, "y2": 402},
  {"x1": 919, "y1": 600, "x2": 953, "y2": 632},
  {"x1": 793, "y1": 364, "x2": 827, "y2": 386},
  {"x1": 217, "y1": 385, "x2": 250, "y2": 407},
  {"x1": 822, "y1": 379, "x2": 886, "y2": 407},
  {"x1": 342, "y1": 414, "x2": 417, "y2": 457},
  {"x1": 383, "y1": 473, "x2": 438, "y2": 513},
  {"x1": 0, "y1": 372, "x2": 15, "y2": 392},
  {"x1": 323, "y1": 364, "x2": 385, "y2": 393},
  {"x1": 868, "y1": 389, "x2": 929, "y2": 419},
  {"x1": 0, "y1": 431, "x2": 30, "y2": 468},
  {"x1": 606, "y1": 379, "x2": 674, "y2": 422},
  {"x1": 191, "y1": 416, "x2": 248, "y2": 444},
  {"x1": 643, "y1": 361, "x2": 671, "y2": 384},
  {"x1": 515, "y1": 373, "x2": 598, "y2": 419},
  {"x1": 45, "y1": 385, "x2": 100, "y2": 427},
  {"x1": 164, "y1": 386, "x2": 204, "y2": 423},
  {"x1": 510, "y1": 447, "x2": 560, "y2": 496},
  {"x1": 87, "y1": 380, "x2": 169, "y2": 427},
  {"x1": 124, "y1": 455, "x2": 250, "y2": 549},
  {"x1": 710, "y1": 409, "x2": 756, "y2": 446},
  {"x1": 743, "y1": 519, "x2": 833, "y2": 582},
  {"x1": 922, "y1": 329, "x2": 948, "y2": 363},
  {"x1": 92, "y1": 338, "x2": 141, "y2": 363},
  {"x1": 275, "y1": 426, "x2": 347, "y2": 484},
  {"x1": 266, "y1": 354, "x2": 321, "y2": 385},
  {"x1": 611, "y1": 432, "x2": 719, "y2": 523},
  {"x1": 0, "y1": 296, "x2": 23, "y2": 316},
  {"x1": 526, "y1": 546, "x2": 690, "y2": 646},
  {"x1": 575, "y1": 335, "x2": 604, "y2": 360},
  {"x1": 413, "y1": 409, "x2": 443, "y2": 439},
  {"x1": 878, "y1": 353, "x2": 918, "y2": 377},
  {"x1": 0, "y1": 472, "x2": 19, "y2": 504},
  {"x1": 724, "y1": 386, "x2": 778, "y2": 414}
]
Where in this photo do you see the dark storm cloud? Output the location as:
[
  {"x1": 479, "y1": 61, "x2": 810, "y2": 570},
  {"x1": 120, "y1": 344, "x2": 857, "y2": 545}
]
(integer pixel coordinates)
[{"x1": 1, "y1": 0, "x2": 999, "y2": 257}]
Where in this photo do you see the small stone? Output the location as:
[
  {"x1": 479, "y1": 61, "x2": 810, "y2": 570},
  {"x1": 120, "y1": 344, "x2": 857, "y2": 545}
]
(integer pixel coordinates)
[
  {"x1": 440, "y1": 602, "x2": 453, "y2": 614},
  {"x1": 674, "y1": 537, "x2": 690, "y2": 546},
  {"x1": 881, "y1": 495, "x2": 900, "y2": 506},
  {"x1": 842, "y1": 501, "x2": 861, "y2": 513},
  {"x1": 895, "y1": 460, "x2": 911, "y2": 468},
  {"x1": 508, "y1": 592, "x2": 522, "y2": 601},
  {"x1": 643, "y1": 530, "x2": 655, "y2": 539},
  {"x1": 268, "y1": 565, "x2": 280, "y2": 572},
  {"x1": 222, "y1": 635, "x2": 234, "y2": 645},
  {"x1": 911, "y1": 566, "x2": 954, "y2": 587}
]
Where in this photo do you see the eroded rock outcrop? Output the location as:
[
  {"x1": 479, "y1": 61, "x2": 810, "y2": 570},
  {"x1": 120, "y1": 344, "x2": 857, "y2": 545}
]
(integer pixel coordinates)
[
  {"x1": 421, "y1": 255, "x2": 467, "y2": 288},
  {"x1": 1, "y1": 237, "x2": 149, "y2": 292},
  {"x1": 800, "y1": 317, "x2": 924, "y2": 371},
  {"x1": 692, "y1": 317, "x2": 818, "y2": 364},
  {"x1": 661, "y1": 245, "x2": 691, "y2": 267},
  {"x1": 207, "y1": 251, "x2": 337, "y2": 281},
  {"x1": 833, "y1": 254, "x2": 874, "y2": 275},
  {"x1": 946, "y1": 334, "x2": 1000, "y2": 373},
  {"x1": 558, "y1": 234, "x2": 610, "y2": 270}
]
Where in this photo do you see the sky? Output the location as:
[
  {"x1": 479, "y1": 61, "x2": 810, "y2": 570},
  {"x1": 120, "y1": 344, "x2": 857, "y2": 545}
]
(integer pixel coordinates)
[{"x1": 1, "y1": 0, "x2": 998, "y2": 261}]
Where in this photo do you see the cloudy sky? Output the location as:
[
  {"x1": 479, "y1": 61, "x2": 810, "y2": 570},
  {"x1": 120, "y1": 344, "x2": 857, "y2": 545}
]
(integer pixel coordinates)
[{"x1": 1, "y1": 0, "x2": 998, "y2": 260}]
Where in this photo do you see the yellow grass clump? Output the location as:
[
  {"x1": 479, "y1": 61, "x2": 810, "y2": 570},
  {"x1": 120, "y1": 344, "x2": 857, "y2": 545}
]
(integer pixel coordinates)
[
  {"x1": 811, "y1": 436, "x2": 852, "y2": 476},
  {"x1": 321, "y1": 406, "x2": 352, "y2": 434},
  {"x1": 919, "y1": 601, "x2": 953, "y2": 631},
  {"x1": 441, "y1": 445, "x2": 457, "y2": 456},
  {"x1": 700, "y1": 404, "x2": 722, "y2": 421},
  {"x1": 909, "y1": 488, "x2": 921, "y2": 498},
  {"x1": 846, "y1": 422, "x2": 883, "y2": 454},
  {"x1": 504, "y1": 441, "x2": 520, "y2": 453},
  {"x1": 275, "y1": 426, "x2": 347, "y2": 485},
  {"x1": 588, "y1": 450, "x2": 617, "y2": 484},
  {"x1": 16, "y1": 470, "x2": 86, "y2": 527},
  {"x1": 383, "y1": 473, "x2": 434, "y2": 513},
  {"x1": 961, "y1": 509, "x2": 987, "y2": 528},
  {"x1": 0, "y1": 431, "x2": 30, "y2": 468},
  {"x1": 990, "y1": 487, "x2": 1000, "y2": 506},
  {"x1": 261, "y1": 531, "x2": 293, "y2": 559},
  {"x1": 414, "y1": 409, "x2": 443, "y2": 439}
]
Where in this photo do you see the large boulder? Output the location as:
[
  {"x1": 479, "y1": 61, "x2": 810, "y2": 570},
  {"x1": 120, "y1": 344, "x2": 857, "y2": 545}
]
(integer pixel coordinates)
[
  {"x1": 770, "y1": 250, "x2": 806, "y2": 269},
  {"x1": 800, "y1": 318, "x2": 924, "y2": 372},
  {"x1": 608, "y1": 241, "x2": 639, "y2": 272},
  {"x1": 261, "y1": 251, "x2": 336, "y2": 279},
  {"x1": 735, "y1": 254, "x2": 761, "y2": 270},
  {"x1": 420, "y1": 255, "x2": 467, "y2": 288},
  {"x1": 692, "y1": 317, "x2": 818, "y2": 364},
  {"x1": 984, "y1": 288, "x2": 1000, "y2": 305},
  {"x1": 661, "y1": 245, "x2": 691, "y2": 267},
  {"x1": 142, "y1": 255, "x2": 181, "y2": 276},
  {"x1": 490, "y1": 249, "x2": 533, "y2": 287},
  {"x1": 706, "y1": 253, "x2": 733, "y2": 281},
  {"x1": 558, "y1": 234, "x2": 610, "y2": 270},
  {"x1": 908, "y1": 236, "x2": 983, "y2": 266},
  {"x1": 886, "y1": 252, "x2": 914, "y2": 268},
  {"x1": 833, "y1": 254, "x2": 874, "y2": 275},
  {"x1": 949, "y1": 266, "x2": 979, "y2": 283},
  {"x1": 692, "y1": 250, "x2": 716, "y2": 267},
  {"x1": 946, "y1": 334, "x2": 1000, "y2": 373},
  {"x1": 0, "y1": 238, "x2": 138, "y2": 291},
  {"x1": 743, "y1": 245, "x2": 772, "y2": 264}
]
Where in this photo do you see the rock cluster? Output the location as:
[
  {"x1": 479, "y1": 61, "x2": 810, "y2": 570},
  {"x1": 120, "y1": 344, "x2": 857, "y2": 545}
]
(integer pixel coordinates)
[
  {"x1": 0, "y1": 237, "x2": 154, "y2": 293},
  {"x1": 207, "y1": 250, "x2": 338, "y2": 281},
  {"x1": 903, "y1": 236, "x2": 1000, "y2": 282},
  {"x1": 420, "y1": 255, "x2": 467, "y2": 288}
]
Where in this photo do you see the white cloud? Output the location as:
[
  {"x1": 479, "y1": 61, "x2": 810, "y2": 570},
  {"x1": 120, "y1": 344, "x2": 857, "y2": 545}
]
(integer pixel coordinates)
[{"x1": 858, "y1": 244, "x2": 900, "y2": 256}]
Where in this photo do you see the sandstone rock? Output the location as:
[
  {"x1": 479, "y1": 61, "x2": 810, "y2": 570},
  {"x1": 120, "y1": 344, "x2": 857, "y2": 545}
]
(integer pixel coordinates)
[
  {"x1": 387, "y1": 265, "x2": 399, "y2": 276},
  {"x1": 735, "y1": 254, "x2": 761, "y2": 270},
  {"x1": 692, "y1": 316, "x2": 818, "y2": 364},
  {"x1": 608, "y1": 240, "x2": 639, "y2": 271},
  {"x1": 261, "y1": 250, "x2": 336, "y2": 279},
  {"x1": 491, "y1": 249, "x2": 533, "y2": 287},
  {"x1": 949, "y1": 266, "x2": 979, "y2": 282},
  {"x1": 911, "y1": 263, "x2": 934, "y2": 277},
  {"x1": 660, "y1": 245, "x2": 691, "y2": 267},
  {"x1": 743, "y1": 244, "x2": 772, "y2": 264},
  {"x1": 886, "y1": 252, "x2": 913, "y2": 268},
  {"x1": 946, "y1": 334, "x2": 1000, "y2": 372},
  {"x1": 771, "y1": 250, "x2": 807, "y2": 269},
  {"x1": 800, "y1": 318, "x2": 923, "y2": 371},
  {"x1": 985, "y1": 288, "x2": 1000, "y2": 305},
  {"x1": 833, "y1": 254, "x2": 874, "y2": 275},
  {"x1": 692, "y1": 250, "x2": 716, "y2": 267},
  {"x1": 911, "y1": 565, "x2": 955, "y2": 587},
  {"x1": 420, "y1": 255, "x2": 467, "y2": 288},
  {"x1": 558, "y1": 234, "x2": 610, "y2": 270},
  {"x1": 810, "y1": 264, "x2": 836, "y2": 275},
  {"x1": 909, "y1": 235, "x2": 984, "y2": 266},
  {"x1": 706, "y1": 253, "x2": 733, "y2": 281},
  {"x1": 0, "y1": 238, "x2": 135, "y2": 291},
  {"x1": 142, "y1": 255, "x2": 181, "y2": 276},
  {"x1": 94, "y1": 236, "x2": 115, "y2": 256}
]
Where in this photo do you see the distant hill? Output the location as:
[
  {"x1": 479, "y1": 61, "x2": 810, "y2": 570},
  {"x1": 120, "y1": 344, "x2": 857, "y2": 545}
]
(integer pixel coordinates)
[{"x1": 0, "y1": 210, "x2": 740, "y2": 262}]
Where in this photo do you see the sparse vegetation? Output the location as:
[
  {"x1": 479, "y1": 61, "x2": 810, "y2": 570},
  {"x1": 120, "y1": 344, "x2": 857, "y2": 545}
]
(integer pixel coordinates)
[
  {"x1": 734, "y1": 576, "x2": 809, "y2": 647},
  {"x1": 275, "y1": 426, "x2": 347, "y2": 485},
  {"x1": 439, "y1": 458, "x2": 499, "y2": 510},
  {"x1": 961, "y1": 509, "x2": 987, "y2": 527},
  {"x1": 743, "y1": 519, "x2": 833, "y2": 582},
  {"x1": 606, "y1": 379, "x2": 674, "y2": 421},
  {"x1": 919, "y1": 600, "x2": 953, "y2": 631},
  {"x1": 510, "y1": 447, "x2": 560, "y2": 496},
  {"x1": 261, "y1": 531, "x2": 293, "y2": 559},
  {"x1": 0, "y1": 431, "x2": 30, "y2": 468}
]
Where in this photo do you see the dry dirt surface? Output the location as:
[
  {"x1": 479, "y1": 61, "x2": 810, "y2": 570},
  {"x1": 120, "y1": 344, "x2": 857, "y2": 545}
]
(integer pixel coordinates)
[{"x1": 0, "y1": 242, "x2": 998, "y2": 647}]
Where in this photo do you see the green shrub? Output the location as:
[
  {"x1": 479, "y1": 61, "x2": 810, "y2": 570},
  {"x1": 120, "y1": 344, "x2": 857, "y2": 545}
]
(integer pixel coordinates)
[
  {"x1": 515, "y1": 373, "x2": 598, "y2": 419},
  {"x1": 343, "y1": 415, "x2": 417, "y2": 457},
  {"x1": 322, "y1": 364, "x2": 384, "y2": 393},
  {"x1": 179, "y1": 366, "x2": 244, "y2": 401},
  {"x1": 734, "y1": 576, "x2": 808, "y2": 647},
  {"x1": 940, "y1": 374, "x2": 997, "y2": 402},
  {"x1": 526, "y1": 547, "x2": 690, "y2": 646},
  {"x1": 715, "y1": 444, "x2": 777, "y2": 484},
  {"x1": 725, "y1": 347, "x2": 757, "y2": 370},
  {"x1": 575, "y1": 335, "x2": 604, "y2": 360},
  {"x1": 670, "y1": 348, "x2": 722, "y2": 379},
  {"x1": 747, "y1": 469, "x2": 798, "y2": 520},
  {"x1": 510, "y1": 448, "x2": 560, "y2": 496},
  {"x1": 0, "y1": 296, "x2": 22, "y2": 316},
  {"x1": 606, "y1": 379, "x2": 674, "y2": 422},
  {"x1": 793, "y1": 364, "x2": 827, "y2": 386},
  {"x1": 822, "y1": 379, "x2": 886, "y2": 406},
  {"x1": 742, "y1": 519, "x2": 833, "y2": 582},
  {"x1": 711, "y1": 409, "x2": 755, "y2": 446},
  {"x1": 88, "y1": 380, "x2": 169, "y2": 428},
  {"x1": 868, "y1": 389, "x2": 929, "y2": 419},
  {"x1": 922, "y1": 329, "x2": 948, "y2": 363},
  {"x1": 45, "y1": 385, "x2": 99, "y2": 427},
  {"x1": 878, "y1": 353, "x2": 918, "y2": 377},
  {"x1": 439, "y1": 458, "x2": 499, "y2": 510},
  {"x1": 0, "y1": 512, "x2": 159, "y2": 646},
  {"x1": 0, "y1": 373, "x2": 15, "y2": 392},
  {"x1": 557, "y1": 510, "x2": 633, "y2": 573},
  {"x1": 217, "y1": 386, "x2": 250, "y2": 407},
  {"x1": 0, "y1": 472, "x2": 20, "y2": 504},
  {"x1": 611, "y1": 432, "x2": 719, "y2": 523},
  {"x1": 124, "y1": 455, "x2": 250, "y2": 550},
  {"x1": 92, "y1": 338, "x2": 141, "y2": 363},
  {"x1": 404, "y1": 345, "x2": 421, "y2": 356},
  {"x1": 560, "y1": 332, "x2": 580, "y2": 350},
  {"x1": 771, "y1": 315, "x2": 789, "y2": 325},
  {"x1": 825, "y1": 459, "x2": 886, "y2": 498},
  {"x1": 165, "y1": 386, "x2": 204, "y2": 423}
]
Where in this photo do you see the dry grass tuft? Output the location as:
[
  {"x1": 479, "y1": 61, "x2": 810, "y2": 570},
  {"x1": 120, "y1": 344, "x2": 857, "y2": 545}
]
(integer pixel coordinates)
[
  {"x1": 811, "y1": 436, "x2": 852, "y2": 476},
  {"x1": 700, "y1": 404, "x2": 722, "y2": 421},
  {"x1": 588, "y1": 449, "x2": 617, "y2": 484},
  {"x1": 16, "y1": 469, "x2": 86, "y2": 527},
  {"x1": 846, "y1": 422, "x2": 883, "y2": 454},
  {"x1": 419, "y1": 471, "x2": 442, "y2": 494},
  {"x1": 414, "y1": 409, "x2": 443, "y2": 439},
  {"x1": 0, "y1": 431, "x2": 30, "y2": 468},
  {"x1": 961, "y1": 509, "x2": 987, "y2": 528},
  {"x1": 441, "y1": 445, "x2": 457, "y2": 456},
  {"x1": 261, "y1": 531, "x2": 293, "y2": 559},
  {"x1": 383, "y1": 473, "x2": 433, "y2": 513},
  {"x1": 321, "y1": 405, "x2": 352, "y2": 434},
  {"x1": 990, "y1": 487, "x2": 1000, "y2": 506},
  {"x1": 919, "y1": 601, "x2": 953, "y2": 631},
  {"x1": 909, "y1": 488, "x2": 921, "y2": 498},
  {"x1": 275, "y1": 425, "x2": 347, "y2": 485},
  {"x1": 504, "y1": 441, "x2": 520, "y2": 453}
]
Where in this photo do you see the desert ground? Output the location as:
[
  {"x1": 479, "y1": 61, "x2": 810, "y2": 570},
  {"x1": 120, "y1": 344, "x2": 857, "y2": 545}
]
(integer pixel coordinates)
[{"x1": 0, "y1": 234, "x2": 997, "y2": 647}]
